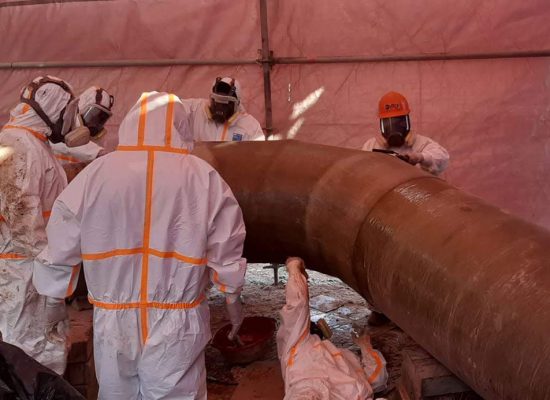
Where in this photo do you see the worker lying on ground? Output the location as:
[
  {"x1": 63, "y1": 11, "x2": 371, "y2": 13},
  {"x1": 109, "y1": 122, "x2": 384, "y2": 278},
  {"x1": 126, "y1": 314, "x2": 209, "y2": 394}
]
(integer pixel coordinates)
[{"x1": 277, "y1": 257, "x2": 388, "y2": 400}]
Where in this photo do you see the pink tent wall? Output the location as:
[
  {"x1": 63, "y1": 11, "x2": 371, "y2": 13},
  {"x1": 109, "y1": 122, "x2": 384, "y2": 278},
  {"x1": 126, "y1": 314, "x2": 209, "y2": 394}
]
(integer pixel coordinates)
[{"x1": 1, "y1": 0, "x2": 550, "y2": 228}]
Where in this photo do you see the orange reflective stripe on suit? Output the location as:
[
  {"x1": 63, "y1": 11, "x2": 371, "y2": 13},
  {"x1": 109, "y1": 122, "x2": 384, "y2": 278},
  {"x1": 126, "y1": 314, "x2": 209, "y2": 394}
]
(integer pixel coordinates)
[
  {"x1": 55, "y1": 154, "x2": 81, "y2": 163},
  {"x1": 88, "y1": 292, "x2": 206, "y2": 311},
  {"x1": 213, "y1": 271, "x2": 226, "y2": 292},
  {"x1": 81, "y1": 247, "x2": 208, "y2": 264},
  {"x1": 366, "y1": 349, "x2": 384, "y2": 384},
  {"x1": 287, "y1": 328, "x2": 310, "y2": 367},
  {"x1": 3, "y1": 125, "x2": 47, "y2": 142},
  {"x1": 0, "y1": 254, "x2": 26, "y2": 260},
  {"x1": 139, "y1": 145, "x2": 154, "y2": 343}
]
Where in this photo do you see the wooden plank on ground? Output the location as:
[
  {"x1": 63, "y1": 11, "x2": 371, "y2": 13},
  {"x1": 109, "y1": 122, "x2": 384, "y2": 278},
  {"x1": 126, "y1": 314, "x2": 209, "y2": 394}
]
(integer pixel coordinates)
[{"x1": 399, "y1": 346, "x2": 482, "y2": 400}]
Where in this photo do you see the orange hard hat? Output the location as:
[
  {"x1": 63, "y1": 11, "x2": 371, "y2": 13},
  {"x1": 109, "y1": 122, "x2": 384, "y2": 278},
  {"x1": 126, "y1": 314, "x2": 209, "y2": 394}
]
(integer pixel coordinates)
[{"x1": 378, "y1": 91, "x2": 410, "y2": 118}]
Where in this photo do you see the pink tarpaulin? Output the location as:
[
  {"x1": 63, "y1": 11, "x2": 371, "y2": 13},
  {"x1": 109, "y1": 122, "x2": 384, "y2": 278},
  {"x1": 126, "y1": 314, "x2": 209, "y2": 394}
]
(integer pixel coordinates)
[{"x1": 1, "y1": 0, "x2": 549, "y2": 228}]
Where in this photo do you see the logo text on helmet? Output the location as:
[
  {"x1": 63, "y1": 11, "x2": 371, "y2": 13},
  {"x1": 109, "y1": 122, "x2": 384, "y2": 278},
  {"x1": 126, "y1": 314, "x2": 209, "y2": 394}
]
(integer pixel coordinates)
[{"x1": 385, "y1": 103, "x2": 402, "y2": 111}]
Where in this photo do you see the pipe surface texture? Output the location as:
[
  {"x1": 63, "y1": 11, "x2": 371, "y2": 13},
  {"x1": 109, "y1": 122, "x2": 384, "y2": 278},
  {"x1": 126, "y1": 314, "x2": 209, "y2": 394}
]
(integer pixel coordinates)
[{"x1": 193, "y1": 140, "x2": 550, "y2": 400}]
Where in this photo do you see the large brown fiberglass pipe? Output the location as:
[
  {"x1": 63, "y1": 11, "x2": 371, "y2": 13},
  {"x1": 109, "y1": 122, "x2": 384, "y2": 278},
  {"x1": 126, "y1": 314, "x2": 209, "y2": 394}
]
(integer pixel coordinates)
[{"x1": 194, "y1": 140, "x2": 550, "y2": 400}]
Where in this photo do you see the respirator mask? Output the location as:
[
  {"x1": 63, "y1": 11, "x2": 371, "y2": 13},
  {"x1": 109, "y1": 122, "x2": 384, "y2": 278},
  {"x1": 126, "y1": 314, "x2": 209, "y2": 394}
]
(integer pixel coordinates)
[
  {"x1": 54, "y1": 97, "x2": 91, "y2": 147},
  {"x1": 80, "y1": 102, "x2": 113, "y2": 141},
  {"x1": 49, "y1": 94, "x2": 113, "y2": 147},
  {"x1": 380, "y1": 115, "x2": 411, "y2": 147}
]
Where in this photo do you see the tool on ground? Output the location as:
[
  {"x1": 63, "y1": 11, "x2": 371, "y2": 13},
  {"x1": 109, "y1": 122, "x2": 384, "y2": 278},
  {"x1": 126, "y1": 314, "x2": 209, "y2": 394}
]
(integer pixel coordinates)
[
  {"x1": 316, "y1": 318, "x2": 333, "y2": 340},
  {"x1": 263, "y1": 263, "x2": 285, "y2": 285}
]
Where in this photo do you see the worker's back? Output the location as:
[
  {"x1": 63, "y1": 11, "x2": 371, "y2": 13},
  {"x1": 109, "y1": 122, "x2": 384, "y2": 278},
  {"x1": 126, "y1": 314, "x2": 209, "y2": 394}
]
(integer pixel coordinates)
[
  {"x1": 54, "y1": 145, "x2": 217, "y2": 398},
  {"x1": 0, "y1": 95, "x2": 68, "y2": 375},
  {"x1": 75, "y1": 148, "x2": 214, "y2": 307},
  {"x1": 60, "y1": 92, "x2": 210, "y2": 308}
]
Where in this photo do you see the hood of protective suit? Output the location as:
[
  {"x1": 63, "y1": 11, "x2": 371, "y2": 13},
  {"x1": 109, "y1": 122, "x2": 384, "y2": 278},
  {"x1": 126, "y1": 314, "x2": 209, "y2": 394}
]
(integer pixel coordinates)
[
  {"x1": 6, "y1": 81, "x2": 72, "y2": 139},
  {"x1": 211, "y1": 77, "x2": 241, "y2": 100},
  {"x1": 79, "y1": 86, "x2": 112, "y2": 110},
  {"x1": 118, "y1": 91, "x2": 193, "y2": 151}
]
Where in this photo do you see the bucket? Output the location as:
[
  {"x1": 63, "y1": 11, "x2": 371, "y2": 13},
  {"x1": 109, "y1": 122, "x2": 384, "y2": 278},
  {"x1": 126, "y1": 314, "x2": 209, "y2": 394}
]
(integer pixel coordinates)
[{"x1": 212, "y1": 316, "x2": 277, "y2": 365}]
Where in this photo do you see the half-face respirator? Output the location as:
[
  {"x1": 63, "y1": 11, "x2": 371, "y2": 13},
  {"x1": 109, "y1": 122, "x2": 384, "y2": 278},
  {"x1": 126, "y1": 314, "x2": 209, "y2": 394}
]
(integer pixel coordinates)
[{"x1": 21, "y1": 78, "x2": 114, "y2": 147}]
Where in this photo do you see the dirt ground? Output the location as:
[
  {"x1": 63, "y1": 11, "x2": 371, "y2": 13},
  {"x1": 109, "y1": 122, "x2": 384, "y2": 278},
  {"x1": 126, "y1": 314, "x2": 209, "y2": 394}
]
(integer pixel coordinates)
[{"x1": 206, "y1": 263, "x2": 416, "y2": 399}]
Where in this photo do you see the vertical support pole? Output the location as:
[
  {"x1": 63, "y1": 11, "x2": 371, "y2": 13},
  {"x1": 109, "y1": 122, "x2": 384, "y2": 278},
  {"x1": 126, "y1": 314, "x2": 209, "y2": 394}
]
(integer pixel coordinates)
[{"x1": 259, "y1": 0, "x2": 273, "y2": 137}]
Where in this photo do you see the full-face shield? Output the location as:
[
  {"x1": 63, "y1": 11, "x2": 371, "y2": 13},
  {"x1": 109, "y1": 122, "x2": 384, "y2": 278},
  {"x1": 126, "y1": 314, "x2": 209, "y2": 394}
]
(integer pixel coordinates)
[{"x1": 380, "y1": 115, "x2": 411, "y2": 147}]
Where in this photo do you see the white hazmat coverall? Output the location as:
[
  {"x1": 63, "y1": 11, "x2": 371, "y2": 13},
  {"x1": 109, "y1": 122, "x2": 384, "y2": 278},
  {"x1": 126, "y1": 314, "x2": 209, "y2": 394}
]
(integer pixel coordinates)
[
  {"x1": 50, "y1": 140, "x2": 102, "y2": 165},
  {"x1": 362, "y1": 134, "x2": 449, "y2": 176},
  {"x1": 0, "y1": 81, "x2": 70, "y2": 374},
  {"x1": 277, "y1": 258, "x2": 388, "y2": 400},
  {"x1": 182, "y1": 98, "x2": 264, "y2": 142},
  {"x1": 34, "y1": 92, "x2": 247, "y2": 399}
]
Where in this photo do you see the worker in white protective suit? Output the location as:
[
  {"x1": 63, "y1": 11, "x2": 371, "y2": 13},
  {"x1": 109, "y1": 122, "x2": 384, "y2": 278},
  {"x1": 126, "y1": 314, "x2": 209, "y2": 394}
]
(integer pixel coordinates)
[
  {"x1": 51, "y1": 86, "x2": 114, "y2": 165},
  {"x1": 0, "y1": 75, "x2": 91, "y2": 374},
  {"x1": 277, "y1": 257, "x2": 388, "y2": 400},
  {"x1": 34, "y1": 91, "x2": 247, "y2": 399},
  {"x1": 362, "y1": 91, "x2": 449, "y2": 176},
  {"x1": 181, "y1": 76, "x2": 264, "y2": 142}
]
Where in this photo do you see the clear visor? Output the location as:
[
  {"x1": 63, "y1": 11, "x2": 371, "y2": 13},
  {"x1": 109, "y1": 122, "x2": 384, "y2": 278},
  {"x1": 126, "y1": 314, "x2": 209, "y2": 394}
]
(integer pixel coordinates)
[
  {"x1": 380, "y1": 115, "x2": 410, "y2": 137},
  {"x1": 82, "y1": 104, "x2": 112, "y2": 135},
  {"x1": 210, "y1": 93, "x2": 239, "y2": 106}
]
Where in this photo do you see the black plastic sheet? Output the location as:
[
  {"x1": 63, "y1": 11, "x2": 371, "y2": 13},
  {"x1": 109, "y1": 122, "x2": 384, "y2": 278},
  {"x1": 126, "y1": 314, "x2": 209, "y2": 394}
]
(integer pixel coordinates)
[{"x1": 0, "y1": 342, "x2": 84, "y2": 400}]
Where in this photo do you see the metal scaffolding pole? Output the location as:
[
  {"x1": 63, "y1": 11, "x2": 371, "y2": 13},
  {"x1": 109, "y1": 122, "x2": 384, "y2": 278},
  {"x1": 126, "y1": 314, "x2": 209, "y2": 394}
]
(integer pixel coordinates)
[
  {"x1": 259, "y1": 0, "x2": 274, "y2": 137},
  {"x1": 273, "y1": 49, "x2": 550, "y2": 64},
  {"x1": 4, "y1": 50, "x2": 550, "y2": 71},
  {"x1": 0, "y1": 59, "x2": 257, "y2": 69},
  {"x1": 4, "y1": 48, "x2": 550, "y2": 70}
]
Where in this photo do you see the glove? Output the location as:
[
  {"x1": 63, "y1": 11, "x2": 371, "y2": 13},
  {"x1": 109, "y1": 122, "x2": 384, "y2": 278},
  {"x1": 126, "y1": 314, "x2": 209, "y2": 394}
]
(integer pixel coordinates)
[
  {"x1": 45, "y1": 297, "x2": 68, "y2": 343},
  {"x1": 404, "y1": 152, "x2": 424, "y2": 166},
  {"x1": 285, "y1": 257, "x2": 309, "y2": 279},
  {"x1": 226, "y1": 293, "x2": 244, "y2": 341}
]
